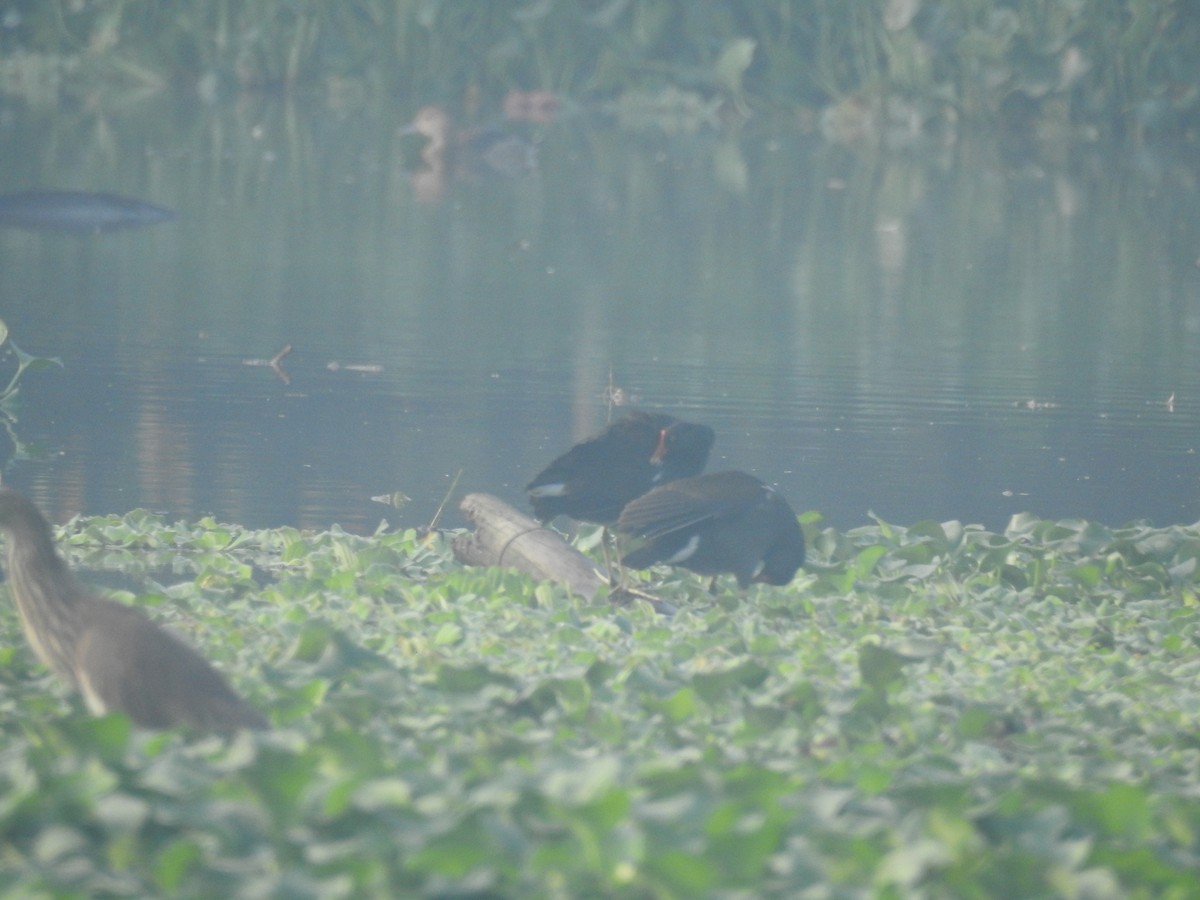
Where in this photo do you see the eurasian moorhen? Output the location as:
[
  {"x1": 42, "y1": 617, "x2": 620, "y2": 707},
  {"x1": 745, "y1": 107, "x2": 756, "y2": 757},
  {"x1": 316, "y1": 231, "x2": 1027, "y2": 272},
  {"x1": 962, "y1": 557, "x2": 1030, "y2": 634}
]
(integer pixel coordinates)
[
  {"x1": 618, "y1": 470, "x2": 805, "y2": 588},
  {"x1": 526, "y1": 412, "x2": 715, "y2": 525},
  {"x1": 0, "y1": 488, "x2": 267, "y2": 731}
]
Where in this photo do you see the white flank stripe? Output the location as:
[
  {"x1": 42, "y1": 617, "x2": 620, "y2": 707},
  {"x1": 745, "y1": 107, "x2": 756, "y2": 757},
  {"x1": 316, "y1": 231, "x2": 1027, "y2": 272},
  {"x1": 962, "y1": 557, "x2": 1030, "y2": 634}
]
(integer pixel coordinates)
[{"x1": 665, "y1": 534, "x2": 700, "y2": 563}]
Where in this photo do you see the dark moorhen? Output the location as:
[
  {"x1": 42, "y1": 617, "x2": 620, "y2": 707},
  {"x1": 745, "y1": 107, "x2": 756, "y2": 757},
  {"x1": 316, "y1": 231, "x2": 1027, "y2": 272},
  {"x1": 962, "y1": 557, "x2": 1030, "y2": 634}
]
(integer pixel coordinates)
[
  {"x1": 526, "y1": 412, "x2": 715, "y2": 525},
  {"x1": 618, "y1": 470, "x2": 805, "y2": 589},
  {"x1": 0, "y1": 487, "x2": 267, "y2": 731}
]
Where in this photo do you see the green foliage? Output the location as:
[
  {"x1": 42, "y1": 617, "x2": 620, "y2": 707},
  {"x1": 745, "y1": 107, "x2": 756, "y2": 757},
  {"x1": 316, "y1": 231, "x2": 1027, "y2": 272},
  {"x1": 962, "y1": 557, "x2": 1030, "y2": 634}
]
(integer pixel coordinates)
[
  {"x1": 0, "y1": 319, "x2": 63, "y2": 468},
  {"x1": 1, "y1": 0, "x2": 1197, "y2": 137},
  {"x1": 0, "y1": 319, "x2": 62, "y2": 407},
  {"x1": 1, "y1": 507, "x2": 1199, "y2": 894}
]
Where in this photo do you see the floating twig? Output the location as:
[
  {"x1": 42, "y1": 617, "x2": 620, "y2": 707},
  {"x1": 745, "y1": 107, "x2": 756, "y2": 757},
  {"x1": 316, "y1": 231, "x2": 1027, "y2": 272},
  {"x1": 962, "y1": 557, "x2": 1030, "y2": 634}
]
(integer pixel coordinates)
[
  {"x1": 327, "y1": 361, "x2": 384, "y2": 373},
  {"x1": 270, "y1": 344, "x2": 292, "y2": 384},
  {"x1": 243, "y1": 345, "x2": 293, "y2": 384},
  {"x1": 1147, "y1": 392, "x2": 1176, "y2": 412}
]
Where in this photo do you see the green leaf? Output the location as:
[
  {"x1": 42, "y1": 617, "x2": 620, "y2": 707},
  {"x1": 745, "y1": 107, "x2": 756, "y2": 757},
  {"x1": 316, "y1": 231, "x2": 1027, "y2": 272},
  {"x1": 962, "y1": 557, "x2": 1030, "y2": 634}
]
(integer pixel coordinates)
[
  {"x1": 155, "y1": 839, "x2": 203, "y2": 892},
  {"x1": 246, "y1": 747, "x2": 321, "y2": 824},
  {"x1": 692, "y1": 659, "x2": 770, "y2": 702},
  {"x1": 15, "y1": 354, "x2": 64, "y2": 373},
  {"x1": 647, "y1": 849, "x2": 715, "y2": 894},
  {"x1": 854, "y1": 545, "x2": 889, "y2": 578},
  {"x1": 857, "y1": 643, "x2": 911, "y2": 693},
  {"x1": 352, "y1": 778, "x2": 412, "y2": 811},
  {"x1": 408, "y1": 815, "x2": 492, "y2": 877},
  {"x1": 660, "y1": 686, "x2": 697, "y2": 722},
  {"x1": 435, "y1": 662, "x2": 515, "y2": 693},
  {"x1": 540, "y1": 755, "x2": 621, "y2": 805},
  {"x1": 1070, "y1": 782, "x2": 1153, "y2": 841},
  {"x1": 60, "y1": 712, "x2": 132, "y2": 762}
]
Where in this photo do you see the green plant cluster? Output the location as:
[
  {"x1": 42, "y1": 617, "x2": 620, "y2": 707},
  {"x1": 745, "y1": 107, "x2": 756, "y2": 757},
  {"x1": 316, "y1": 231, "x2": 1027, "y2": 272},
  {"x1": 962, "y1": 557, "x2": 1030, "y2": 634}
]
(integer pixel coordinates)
[
  {"x1": 1, "y1": 507, "x2": 1198, "y2": 896},
  {"x1": 1, "y1": 1, "x2": 1197, "y2": 137},
  {"x1": 0, "y1": 319, "x2": 61, "y2": 409},
  {"x1": 0, "y1": 319, "x2": 62, "y2": 467}
]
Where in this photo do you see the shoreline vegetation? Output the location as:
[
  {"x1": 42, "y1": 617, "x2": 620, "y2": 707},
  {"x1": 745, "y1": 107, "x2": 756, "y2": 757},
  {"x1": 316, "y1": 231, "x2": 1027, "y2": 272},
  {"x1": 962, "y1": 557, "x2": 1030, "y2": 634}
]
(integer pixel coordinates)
[
  {"x1": 1, "y1": 507, "x2": 1197, "y2": 894},
  {"x1": 0, "y1": 1, "x2": 1197, "y2": 146}
]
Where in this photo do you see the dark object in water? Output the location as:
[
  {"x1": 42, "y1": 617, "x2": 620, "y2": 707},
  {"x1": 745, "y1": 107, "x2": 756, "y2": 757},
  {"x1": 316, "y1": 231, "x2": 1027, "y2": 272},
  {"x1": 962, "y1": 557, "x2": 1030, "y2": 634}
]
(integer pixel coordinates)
[{"x1": 0, "y1": 190, "x2": 176, "y2": 233}]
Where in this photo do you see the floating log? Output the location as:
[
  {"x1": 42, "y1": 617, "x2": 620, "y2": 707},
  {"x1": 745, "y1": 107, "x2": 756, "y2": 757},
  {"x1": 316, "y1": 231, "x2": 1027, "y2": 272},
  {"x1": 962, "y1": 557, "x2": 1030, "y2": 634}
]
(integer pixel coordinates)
[{"x1": 453, "y1": 493, "x2": 607, "y2": 599}]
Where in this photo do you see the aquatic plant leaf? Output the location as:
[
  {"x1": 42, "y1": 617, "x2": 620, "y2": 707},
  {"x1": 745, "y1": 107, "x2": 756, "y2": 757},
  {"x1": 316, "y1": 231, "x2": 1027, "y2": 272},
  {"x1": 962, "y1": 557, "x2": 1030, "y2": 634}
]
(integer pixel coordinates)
[
  {"x1": 5, "y1": 508, "x2": 1200, "y2": 895},
  {"x1": 858, "y1": 643, "x2": 911, "y2": 693}
]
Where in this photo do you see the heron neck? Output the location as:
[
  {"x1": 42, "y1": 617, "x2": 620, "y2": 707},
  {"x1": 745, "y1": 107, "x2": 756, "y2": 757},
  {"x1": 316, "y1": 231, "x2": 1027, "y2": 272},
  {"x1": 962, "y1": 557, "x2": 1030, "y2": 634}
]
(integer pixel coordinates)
[{"x1": 4, "y1": 520, "x2": 86, "y2": 681}]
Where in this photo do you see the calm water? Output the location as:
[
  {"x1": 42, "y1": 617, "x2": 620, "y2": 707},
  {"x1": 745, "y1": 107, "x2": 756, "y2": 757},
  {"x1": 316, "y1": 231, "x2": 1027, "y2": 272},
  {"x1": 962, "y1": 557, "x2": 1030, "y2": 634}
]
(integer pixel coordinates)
[{"x1": 1, "y1": 94, "x2": 1198, "y2": 535}]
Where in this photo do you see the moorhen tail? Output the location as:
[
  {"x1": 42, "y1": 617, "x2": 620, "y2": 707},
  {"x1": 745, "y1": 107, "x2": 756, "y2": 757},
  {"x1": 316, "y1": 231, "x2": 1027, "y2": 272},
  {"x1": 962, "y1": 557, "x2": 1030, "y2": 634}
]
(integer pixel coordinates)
[
  {"x1": 618, "y1": 470, "x2": 805, "y2": 588},
  {"x1": 526, "y1": 412, "x2": 714, "y2": 525},
  {"x1": 0, "y1": 488, "x2": 267, "y2": 732}
]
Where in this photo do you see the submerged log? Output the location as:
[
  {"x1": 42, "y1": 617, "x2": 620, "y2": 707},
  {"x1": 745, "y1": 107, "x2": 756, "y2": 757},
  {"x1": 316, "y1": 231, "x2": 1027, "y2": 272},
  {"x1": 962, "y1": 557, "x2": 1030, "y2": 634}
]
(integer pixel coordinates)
[
  {"x1": 454, "y1": 493, "x2": 607, "y2": 599},
  {"x1": 0, "y1": 190, "x2": 176, "y2": 233}
]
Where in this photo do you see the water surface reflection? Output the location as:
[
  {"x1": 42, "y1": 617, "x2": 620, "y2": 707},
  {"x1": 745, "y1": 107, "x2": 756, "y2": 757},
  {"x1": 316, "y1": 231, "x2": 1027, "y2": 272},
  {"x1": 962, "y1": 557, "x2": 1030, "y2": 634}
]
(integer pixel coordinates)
[{"x1": 1, "y1": 95, "x2": 1197, "y2": 534}]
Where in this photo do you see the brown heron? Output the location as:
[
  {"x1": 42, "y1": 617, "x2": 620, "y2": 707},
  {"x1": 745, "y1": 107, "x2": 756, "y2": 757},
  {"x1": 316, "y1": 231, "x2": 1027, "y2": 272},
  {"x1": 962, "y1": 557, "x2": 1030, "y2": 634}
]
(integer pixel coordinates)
[{"x1": 0, "y1": 487, "x2": 267, "y2": 731}]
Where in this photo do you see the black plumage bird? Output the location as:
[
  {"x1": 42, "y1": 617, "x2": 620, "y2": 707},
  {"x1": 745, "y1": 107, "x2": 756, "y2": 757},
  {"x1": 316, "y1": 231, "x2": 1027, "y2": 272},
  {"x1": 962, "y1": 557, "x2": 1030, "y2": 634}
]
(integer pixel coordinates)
[
  {"x1": 0, "y1": 488, "x2": 267, "y2": 731},
  {"x1": 618, "y1": 470, "x2": 805, "y2": 589},
  {"x1": 526, "y1": 412, "x2": 714, "y2": 526}
]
